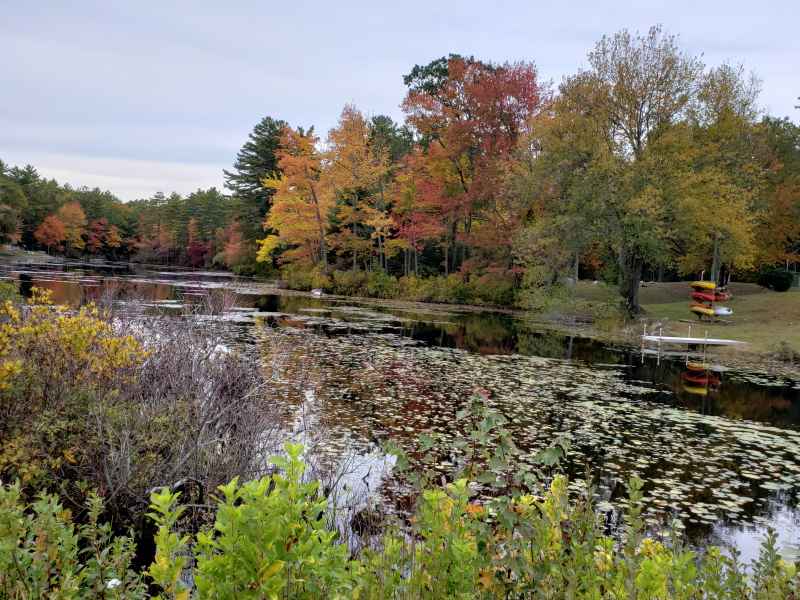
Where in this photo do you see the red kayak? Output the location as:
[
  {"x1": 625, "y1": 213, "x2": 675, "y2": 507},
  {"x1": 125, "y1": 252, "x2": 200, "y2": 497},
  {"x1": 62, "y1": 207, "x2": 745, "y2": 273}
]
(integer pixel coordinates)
[
  {"x1": 691, "y1": 291, "x2": 731, "y2": 303},
  {"x1": 681, "y1": 371, "x2": 720, "y2": 387}
]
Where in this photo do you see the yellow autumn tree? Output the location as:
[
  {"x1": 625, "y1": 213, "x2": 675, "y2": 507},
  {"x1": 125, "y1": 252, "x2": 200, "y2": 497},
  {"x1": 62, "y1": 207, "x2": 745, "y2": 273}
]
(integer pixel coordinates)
[
  {"x1": 324, "y1": 104, "x2": 391, "y2": 270},
  {"x1": 57, "y1": 201, "x2": 88, "y2": 253},
  {"x1": 676, "y1": 167, "x2": 757, "y2": 276},
  {"x1": 258, "y1": 127, "x2": 333, "y2": 268}
]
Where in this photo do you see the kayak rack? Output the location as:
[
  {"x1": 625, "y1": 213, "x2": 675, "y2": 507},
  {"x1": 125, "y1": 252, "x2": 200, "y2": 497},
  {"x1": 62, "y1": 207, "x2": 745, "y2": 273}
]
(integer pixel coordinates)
[{"x1": 641, "y1": 323, "x2": 745, "y2": 366}]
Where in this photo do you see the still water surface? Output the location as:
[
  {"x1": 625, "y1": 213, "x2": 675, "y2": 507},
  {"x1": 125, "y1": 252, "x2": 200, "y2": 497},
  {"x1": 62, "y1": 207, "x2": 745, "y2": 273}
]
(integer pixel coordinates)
[{"x1": 2, "y1": 259, "x2": 799, "y2": 561}]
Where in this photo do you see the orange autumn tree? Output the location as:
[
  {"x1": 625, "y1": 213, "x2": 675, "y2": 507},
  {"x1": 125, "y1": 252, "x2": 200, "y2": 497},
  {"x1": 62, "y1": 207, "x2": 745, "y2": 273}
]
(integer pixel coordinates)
[
  {"x1": 324, "y1": 105, "x2": 391, "y2": 270},
  {"x1": 57, "y1": 201, "x2": 88, "y2": 253},
  {"x1": 258, "y1": 127, "x2": 333, "y2": 269},
  {"x1": 217, "y1": 220, "x2": 246, "y2": 268},
  {"x1": 34, "y1": 214, "x2": 66, "y2": 253},
  {"x1": 105, "y1": 224, "x2": 123, "y2": 259}
]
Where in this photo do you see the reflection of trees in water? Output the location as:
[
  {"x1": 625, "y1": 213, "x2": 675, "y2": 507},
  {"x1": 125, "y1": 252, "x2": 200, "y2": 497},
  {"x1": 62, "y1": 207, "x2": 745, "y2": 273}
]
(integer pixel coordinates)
[
  {"x1": 455, "y1": 313, "x2": 518, "y2": 354},
  {"x1": 516, "y1": 330, "x2": 569, "y2": 359},
  {"x1": 18, "y1": 273, "x2": 33, "y2": 298}
]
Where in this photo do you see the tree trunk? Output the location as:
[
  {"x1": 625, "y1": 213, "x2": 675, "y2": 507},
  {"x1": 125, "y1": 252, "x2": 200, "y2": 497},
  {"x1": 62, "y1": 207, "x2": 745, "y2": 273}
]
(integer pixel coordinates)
[
  {"x1": 618, "y1": 246, "x2": 644, "y2": 315},
  {"x1": 309, "y1": 183, "x2": 327, "y2": 270},
  {"x1": 710, "y1": 232, "x2": 721, "y2": 286},
  {"x1": 573, "y1": 252, "x2": 580, "y2": 286}
]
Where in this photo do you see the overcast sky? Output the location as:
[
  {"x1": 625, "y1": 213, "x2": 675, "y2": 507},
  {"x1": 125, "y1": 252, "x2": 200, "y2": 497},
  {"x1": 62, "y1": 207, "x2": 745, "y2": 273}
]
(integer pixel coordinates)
[{"x1": 2, "y1": 0, "x2": 797, "y2": 200}]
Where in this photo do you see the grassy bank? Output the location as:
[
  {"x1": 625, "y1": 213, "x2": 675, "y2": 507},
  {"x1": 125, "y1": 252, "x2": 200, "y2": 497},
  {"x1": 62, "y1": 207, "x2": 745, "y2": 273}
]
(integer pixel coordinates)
[{"x1": 569, "y1": 280, "x2": 800, "y2": 375}]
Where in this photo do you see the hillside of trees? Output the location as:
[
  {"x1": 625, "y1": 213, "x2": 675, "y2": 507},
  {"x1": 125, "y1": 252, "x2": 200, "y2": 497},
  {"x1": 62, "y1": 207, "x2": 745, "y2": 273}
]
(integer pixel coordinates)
[{"x1": 1, "y1": 26, "x2": 798, "y2": 312}]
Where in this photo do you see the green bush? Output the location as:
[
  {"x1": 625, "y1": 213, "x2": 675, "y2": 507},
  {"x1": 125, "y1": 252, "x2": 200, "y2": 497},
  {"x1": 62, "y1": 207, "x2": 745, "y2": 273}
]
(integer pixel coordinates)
[
  {"x1": 279, "y1": 267, "x2": 526, "y2": 306},
  {"x1": 469, "y1": 272, "x2": 517, "y2": 305},
  {"x1": 435, "y1": 274, "x2": 472, "y2": 303},
  {"x1": 281, "y1": 266, "x2": 331, "y2": 291},
  {"x1": 397, "y1": 275, "x2": 430, "y2": 301},
  {"x1": 0, "y1": 281, "x2": 20, "y2": 304},
  {"x1": 365, "y1": 270, "x2": 399, "y2": 298},
  {"x1": 758, "y1": 268, "x2": 795, "y2": 292},
  {"x1": 0, "y1": 483, "x2": 145, "y2": 598},
  {"x1": 330, "y1": 269, "x2": 368, "y2": 296},
  {"x1": 4, "y1": 440, "x2": 798, "y2": 598}
]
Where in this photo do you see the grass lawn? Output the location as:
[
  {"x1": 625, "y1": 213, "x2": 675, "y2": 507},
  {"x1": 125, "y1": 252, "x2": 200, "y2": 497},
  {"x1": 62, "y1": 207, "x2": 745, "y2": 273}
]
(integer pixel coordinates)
[{"x1": 575, "y1": 280, "x2": 800, "y2": 355}]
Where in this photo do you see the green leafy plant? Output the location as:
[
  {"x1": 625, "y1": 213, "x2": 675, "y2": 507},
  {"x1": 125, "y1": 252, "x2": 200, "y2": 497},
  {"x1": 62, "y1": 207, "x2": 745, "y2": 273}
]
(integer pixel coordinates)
[{"x1": 0, "y1": 483, "x2": 145, "y2": 599}]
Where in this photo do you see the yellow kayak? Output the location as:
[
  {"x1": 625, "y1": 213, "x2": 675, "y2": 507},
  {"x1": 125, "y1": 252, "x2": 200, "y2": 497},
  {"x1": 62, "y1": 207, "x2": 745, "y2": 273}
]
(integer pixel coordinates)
[
  {"x1": 690, "y1": 281, "x2": 716, "y2": 290},
  {"x1": 686, "y1": 361, "x2": 709, "y2": 371},
  {"x1": 683, "y1": 384, "x2": 708, "y2": 396},
  {"x1": 689, "y1": 303, "x2": 715, "y2": 317}
]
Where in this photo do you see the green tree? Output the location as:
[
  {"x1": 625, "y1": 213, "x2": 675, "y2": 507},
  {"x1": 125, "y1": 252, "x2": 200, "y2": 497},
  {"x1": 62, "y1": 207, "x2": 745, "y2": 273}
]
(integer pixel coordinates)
[
  {"x1": 224, "y1": 116, "x2": 287, "y2": 218},
  {"x1": 559, "y1": 26, "x2": 703, "y2": 313},
  {"x1": 0, "y1": 162, "x2": 27, "y2": 243}
]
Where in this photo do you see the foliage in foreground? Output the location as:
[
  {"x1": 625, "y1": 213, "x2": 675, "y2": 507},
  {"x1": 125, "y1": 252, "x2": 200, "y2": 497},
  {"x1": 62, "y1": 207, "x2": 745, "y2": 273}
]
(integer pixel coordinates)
[
  {"x1": 0, "y1": 290, "x2": 274, "y2": 527},
  {"x1": 2, "y1": 443, "x2": 798, "y2": 599}
]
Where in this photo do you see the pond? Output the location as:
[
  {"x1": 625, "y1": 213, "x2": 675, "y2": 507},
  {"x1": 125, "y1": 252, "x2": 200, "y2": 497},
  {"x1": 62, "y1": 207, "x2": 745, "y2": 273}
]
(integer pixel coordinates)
[{"x1": 2, "y1": 258, "x2": 799, "y2": 562}]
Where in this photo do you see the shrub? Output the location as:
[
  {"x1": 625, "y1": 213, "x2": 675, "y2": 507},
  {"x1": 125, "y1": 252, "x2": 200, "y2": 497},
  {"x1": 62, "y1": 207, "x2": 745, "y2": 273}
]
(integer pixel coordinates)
[
  {"x1": 435, "y1": 274, "x2": 472, "y2": 304},
  {"x1": 364, "y1": 270, "x2": 399, "y2": 299},
  {"x1": 0, "y1": 281, "x2": 20, "y2": 304},
  {"x1": 3, "y1": 442, "x2": 798, "y2": 598},
  {"x1": 772, "y1": 341, "x2": 799, "y2": 363},
  {"x1": 149, "y1": 443, "x2": 355, "y2": 599},
  {"x1": 397, "y1": 275, "x2": 431, "y2": 302},
  {"x1": 281, "y1": 266, "x2": 331, "y2": 291},
  {"x1": 0, "y1": 290, "x2": 278, "y2": 527},
  {"x1": 469, "y1": 272, "x2": 517, "y2": 306},
  {"x1": 0, "y1": 483, "x2": 145, "y2": 598},
  {"x1": 758, "y1": 268, "x2": 795, "y2": 292},
  {"x1": 330, "y1": 269, "x2": 368, "y2": 296}
]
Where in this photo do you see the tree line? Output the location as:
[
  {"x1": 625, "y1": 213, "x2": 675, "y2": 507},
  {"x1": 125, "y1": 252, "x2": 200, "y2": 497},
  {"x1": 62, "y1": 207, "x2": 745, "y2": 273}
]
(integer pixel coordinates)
[
  {"x1": 1, "y1": 25, "x2": 798, "y2": 311},
  {"x1": 0, "y1": 166, "x2": 256, "y2": 272}
]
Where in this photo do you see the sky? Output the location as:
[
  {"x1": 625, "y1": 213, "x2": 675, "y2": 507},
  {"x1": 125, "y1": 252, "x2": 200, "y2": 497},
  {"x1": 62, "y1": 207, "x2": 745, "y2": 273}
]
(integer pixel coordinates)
[{"x1": 1, "y1": 0, "x2": 798, "y2": 201}]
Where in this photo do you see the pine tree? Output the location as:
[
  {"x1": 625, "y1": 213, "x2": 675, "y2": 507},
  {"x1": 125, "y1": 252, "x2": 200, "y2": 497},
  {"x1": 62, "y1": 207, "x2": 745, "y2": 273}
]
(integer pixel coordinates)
[{"x1": 224, "y1": 116, "x2": 287, "y2": 217}]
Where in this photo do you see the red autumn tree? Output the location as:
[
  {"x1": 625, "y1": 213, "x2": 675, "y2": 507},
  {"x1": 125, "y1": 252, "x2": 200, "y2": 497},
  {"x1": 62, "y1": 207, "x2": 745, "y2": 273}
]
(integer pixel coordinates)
[
  {"x1": 215, "y1": 221, "x2": 245, "y2": 269},
  {"x1": 186, "y1": 217, "x2": 209, "y2": 267},
  {"x1": 401, "y1": 55, "x2": 542, "y2": 273},
  {"x1": 34, "y1": 214, "x2": 66, "y2": 253},
  {"x1": 86, "y1": 218, "x2": 109, "y2": 254}
]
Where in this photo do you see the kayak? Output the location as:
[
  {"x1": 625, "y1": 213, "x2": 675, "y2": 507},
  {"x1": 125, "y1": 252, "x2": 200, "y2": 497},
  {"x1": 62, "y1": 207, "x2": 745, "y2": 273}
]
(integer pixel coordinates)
[
  {"x1": 683, "y1": 384, "x2": 709, "y2": 396},
  {"x1": 691, "y1": 291, "x2": 715, "y2": 303},
  {"x1": 714, "y1": 306, "x2": 733, "y2": 316},
  {"x1": 691, "y1": 291, "x2": 733, "y2": 304},
  {"x1": 686, "y1": 361, "x2": 709, "y2": 371},
  {"x1": 682, "y1": 371, "x2": 721, "y2": 386},
  {"x1": 690, "y1": 303, "x2": 715, "y2": 318},
  {"x1": 690, "y1": 281, "x2": 716, "y2": 290}
]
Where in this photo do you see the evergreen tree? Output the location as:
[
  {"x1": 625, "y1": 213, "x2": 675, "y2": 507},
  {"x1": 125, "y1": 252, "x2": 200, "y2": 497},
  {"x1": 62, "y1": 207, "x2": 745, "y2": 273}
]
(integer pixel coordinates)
[{"x1": 224, "y1": 116, "x2": 287, "y2": 217}]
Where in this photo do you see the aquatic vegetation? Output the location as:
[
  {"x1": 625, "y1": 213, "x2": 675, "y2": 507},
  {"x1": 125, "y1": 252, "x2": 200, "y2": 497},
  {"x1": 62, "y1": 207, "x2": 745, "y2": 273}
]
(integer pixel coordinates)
[{"x1": 252, "y1": 322, "x2": 800, "y2": 542}]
